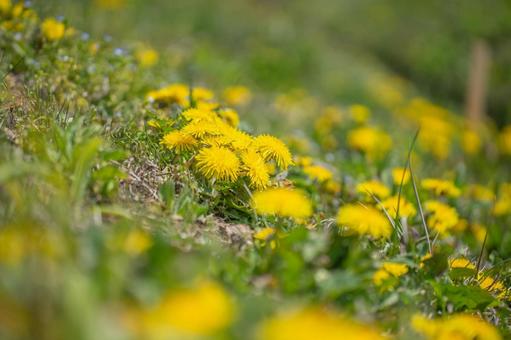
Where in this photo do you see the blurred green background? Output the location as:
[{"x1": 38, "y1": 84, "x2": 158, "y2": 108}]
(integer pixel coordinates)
[{"x1": 36, "y1": 0, "x2": 511, "y2": 125}]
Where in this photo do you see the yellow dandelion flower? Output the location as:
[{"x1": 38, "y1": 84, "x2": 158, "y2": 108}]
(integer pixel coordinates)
[
  {"x1": 392, "y1": 167, "x2": 410, "y2": 185},
  {"x1": 254, "y1": 227, "x2": 276, "y2": 241},
  {"x1": 411, "y1": 313, "x2": 501, "y2": 340},
  {"x1": 498, "y1": 125, "x2": 511, "y2": 155},
  {"x1": 253, "y1": 135, "x2": 293, "y2": 169},
  {"x1": 478, "y1": 273, "x2": 508, "y2": 300},
  {"x1": 161, "y1": 131, "x2": 197, "y2": 153},
  {"x1": 463, "y1": 129, "x2": 482, "y2": 155},
  {"x1": 252, "y1": 188, "x2": 312, "y2": 222},
  {"x1": 356, "y1": 180, "x2": 390, "y2": 199},
  {"x1": 257, "y1": 307, "x2": 385, "y2": 340},
  {"x1": 382, "y1": 262, "x2": 408, "y2": 276},
  {"x1": 195, "y1": 146, "x2": 240, "y2": 182},
  {"x1": 424, "y1": 200, "x2": 459, "y2": 235},
  {"x1": 303, "y1": 165, "x2": 333, "y2": 183},
  {"x1": 380, "y1": 195, "x2": 416, "y2": 218},
  {"x1": 191, "y1": 86, "x2": 214, "y2": 103},
  {"x1": 347, "y1": 126, "x2": 392, "y2": 159},
  {"x1": 421, "y1": 178, "x2": 461, "y2": 198},
  {"x1": 373, "y1": 262, "x2": 408, "y2": 287},
  {"x1": 135, "y1": 48, "x2": 159, "y2": 67},
  {"x1": 241, "y1": 149, "x2": 270, "y2": 189},
  {"x1": 449, "y1": 257, "x2": 475, "y2": 270},
  {"x1": 336, "y1": 204, "x2": 392, "y2": 239},
  {"x1": 181, "y1": 120, "x2": 222, "y2": 138},
  {"x1": 41, "y1": 18, "x2": 65, "y2": 41},
  {"x1": 325, "y1": 180, "x2": 342, "y2": 194},
  {"x1": 147, "y1": 83, "x2": 189, "y2": 106},
  {"x1": 140, "y1": 280, "x2": 235, "y2": 337},
  {"x1": 216, "y1": 123, "x2": 253, "y2": 151},
  {"x1": 182, "y1": 107, "x2": 218, "y2": 122},
  {"x1": 294, "y1": 156, "x2": 314, "y2": 167},
  {"x1": 0, "y1": 0, "x2": 11, "y2": 14},
  {"x1": 218, "y1": 108, "x2": 240, "y2": 127},
  {"x1": 122, "y1": 230, "x2": 152, "y2": 256},
  {"x1": 349, "y1": 104, "x2": 371, "y2": 124},
  {"x1": 466, "y1": 184, "x2": 494, "y2": 203},
  {"x1": 223, "y1": 86, "x2": 252, "y2": 106}
]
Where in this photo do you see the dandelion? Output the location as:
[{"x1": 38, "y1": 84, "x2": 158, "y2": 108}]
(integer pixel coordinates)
[
  {"x1": 135, "y1": 48, "x2": 159, "y2": 67},
  {"x1": 356, "y1": 180, "x2": 390, "y2": 199},
  {"x1": 498, "y1": 125, "x2": 511, "y2": 155},
  {"x1": 241, "y1": 149, "x2": 270, "y2": 189},
  {"x1": 424, "y1": 200, "x2": 459, "y2": 235},
  {"x1": 252, "y1": 188, "x2": 312, "y2": 222},
  {"x1": 254, "y1": 227, "x2": 275, "y2": 241},
  {"x1": 218, "y1": 108, "x2": 240, "y2": 127},
  {"x1": 463, "y1": 129, "x2": 482, "y2": 155},
  {"x1": 223, "y1": 86, "x2": 252, "y2": 106},
  {"x1": 347, "y1": 126, "x2": 392, "y2": 159},
  {"x1": 161, "y1": 131, "x2": 197, "y2": 153},
  {"x1": 411, "y1": 313, "x2": 501, "y2": 340},
  {"x1": 391, "y1": 167, "x2": 410, "y2": 185},
  {"x1": 465, "y1": 184, "x2": 494, "y2": 203},
  {"x1": 182, "y1": 107, "x2": 217, "y2": 122},
  {"x1": 449, "y1": 257, "x2": 475, "y2": 270},
  {"x1": 41, "y1": 18, "x2": 65, "y2": 41},
  {"x1": 373, "y1": 262, "x2": 408, "y2": 287},
  {"x1": 122, "y1": 230, "x2": 152, "y2": 256},
  {"x1": 257, "y1": 307, "x2": 385, "y2": 340},
  {"x1": 349, "y1": 104, "x2": 370, "y2": 124},
  {"x1": 140, "y1": 280, "x2": 235, "y2": 337},
  {"x1": 191, "y1": 86, "x2": 214, "y2": 103},
  {"x1": 303, "y1": 164, "x2": 333, "y2": 183},
  {"x1": 195, "y1": 146, "x2": 240, "y2": 182},
  {"x1": 421, "y1": 178, "x2": 461, "y2": 198},
  {"x1": 147, "y1": 84, "x2": 189, "y2": 106},
  {"x1": 336, "y1": 204, "x2": 392, "y2": 239},
  {"x1": 0, "y1": 0, "x2": 11, "y2": 14},
  {"x1": 253, "y1": 135, "x2": 293, "y2": 169},
  {"x1": 380, "y1": 195, "x2": 416, "y2": 218}
]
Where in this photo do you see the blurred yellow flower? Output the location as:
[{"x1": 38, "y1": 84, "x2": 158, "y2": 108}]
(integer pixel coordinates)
[
  {"x1": 373, "y1": 262, "x2": 408, "y2": 287},
  {"x1": 219, "y1": 108, "x2": 240, "y2": 127},
  {"x1": 223, "y1": 86, "x2": 252, "y2": 106},
  {"x1": 195, "y1": 146, "x2": 240, "y2": 182},
  {"x1": 0, "y1": 0, "x2": 11, "y2": 14},
  {"x1": 254, "y1": 227, "x2": 276, "y2": 241},
  {"x1": 303, "y1": 164, "x2": 333, "y2": 183},
  {"x1": 41, "y1": 18, "x2": 65, "y2": 41},
  {"x1": 257, "y1": 307, "x2": 385, "y2": 340},
  {"x1": 336, "y1": 204, "x2": 392, "y2": 239},
  {"x1": 135, "y1": 48, "x2": 159, "y2": 67},
  {"x1": 252, "y1": 188, "x2": 312, "y2": 222},
  {"x1": 140, "y1": 280, "x2": 235, "y2": 337},
  {"x1": 411, "y1": 313, "x2": 501, "y2": 340},
  {"x1": 465, "y1": 184, "x2": 494, "y2": 203},
  {"x1": 462, "y1": 129, "x2": 482, "y2": 155},
  {"x1": 449, "y1": 257, "x2": 475, "y2": 270},
  {"x1": 356, "y1": 180, "x2": 390, "y2": 199},
  {"x1": 347, "y1": 126, "x2": 392, "y2": 159},
  {"x1": 424, "y1": 200, "x2": 459, "y2": 235},
  {"x1": 498, "y1": 125, "x2": 511, "y2": 155},
  {"x1": 147, "y1": 83, "x2": 189, "y2": 106},
  {"x1": 391, "y1": 167, "x2": 410, "y2": 185},
  {"x1": 380, "y1": 195, "x2": 416, "y2": 218},
  {"x1": 421, "y1": 178, "x2": 461, "y2": 198},
  {"x1": 349, "y1": 104, "x2": 370, "y2": 124},
  {"x1": 123, "y1": 229, "x2": 152, "y2": 256}
]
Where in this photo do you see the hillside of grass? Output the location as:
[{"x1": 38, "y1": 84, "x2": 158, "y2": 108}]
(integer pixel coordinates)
[{"x1": 1, "y1": 2, "x2": 511, "y2": 340}]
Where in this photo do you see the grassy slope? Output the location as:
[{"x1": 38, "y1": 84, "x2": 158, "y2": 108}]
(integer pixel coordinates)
[{"x1": 1, "y1": 1, "x2": 511, "y2": 339}]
